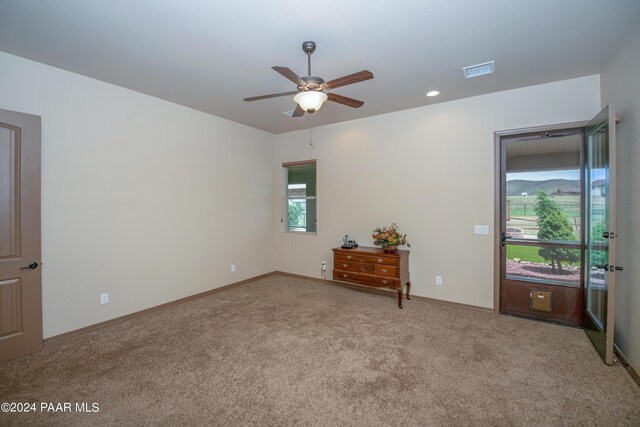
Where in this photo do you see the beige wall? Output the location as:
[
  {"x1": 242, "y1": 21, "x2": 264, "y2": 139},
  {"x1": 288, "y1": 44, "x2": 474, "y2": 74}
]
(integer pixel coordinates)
[
  {"x1": 601, "y1": 24, "x2": 640, "y2": 370},
  {"x1": 0, "y1": 52, "x2": 276, "y2": 338},
  {"x1": 274, "y1": 75, "x2": 601, "y2": 309}
]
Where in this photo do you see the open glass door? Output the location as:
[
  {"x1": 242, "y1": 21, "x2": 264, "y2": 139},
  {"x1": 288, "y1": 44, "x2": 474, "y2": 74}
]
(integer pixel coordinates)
[{"x1": 584, "y1": 105, "x2": 617, "y2": 365}]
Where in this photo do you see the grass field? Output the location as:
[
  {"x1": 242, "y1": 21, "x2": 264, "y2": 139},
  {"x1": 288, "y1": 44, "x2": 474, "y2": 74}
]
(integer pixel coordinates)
[
  {"x1": 506, "y1": 245, "x2": 580, "y2": 266},
  {"x1": 507, "y1": 195, "x2": 580, "y2": 217}
]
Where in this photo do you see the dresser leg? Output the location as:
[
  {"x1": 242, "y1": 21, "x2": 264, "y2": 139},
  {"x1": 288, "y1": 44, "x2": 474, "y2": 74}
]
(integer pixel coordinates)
[
  {"x1": 397, "y1": 289, "x2": 403, "y2": 309},
  {"x1": 406, "y1": 281, "x2": 411, "y2": 300}
]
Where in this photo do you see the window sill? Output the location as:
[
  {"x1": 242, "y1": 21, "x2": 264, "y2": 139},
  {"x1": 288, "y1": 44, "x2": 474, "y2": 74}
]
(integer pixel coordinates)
[{"x1": 284, "y1": 230, "x2": 317, "y2": 236}]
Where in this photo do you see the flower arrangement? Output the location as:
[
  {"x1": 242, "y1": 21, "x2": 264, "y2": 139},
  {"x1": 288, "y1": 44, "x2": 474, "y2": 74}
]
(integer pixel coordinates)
[{"x1": 372, "y1": 223, "x2": 410, "y2": 252}]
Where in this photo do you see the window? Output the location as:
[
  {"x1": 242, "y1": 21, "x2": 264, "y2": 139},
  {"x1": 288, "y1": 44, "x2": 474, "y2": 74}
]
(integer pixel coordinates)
[{"x1": 283, "y1": 160, "x2": 316, "y2": 233}]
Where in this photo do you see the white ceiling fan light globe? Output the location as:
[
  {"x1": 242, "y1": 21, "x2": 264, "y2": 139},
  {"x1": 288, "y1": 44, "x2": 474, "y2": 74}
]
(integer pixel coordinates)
[{"x1": 294, "y1": 91, "x2": 328, "y2": 113}]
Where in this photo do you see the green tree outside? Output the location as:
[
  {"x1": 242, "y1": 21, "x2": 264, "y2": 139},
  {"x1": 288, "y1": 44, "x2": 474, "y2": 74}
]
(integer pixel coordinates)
[
  {"x1": 535, "y1": 191, "x2": 578, "y2": 273},
  {"x1": 589, "y1": 220, "x2": 607, "y2": 265},
  {"x1": 534, "y1": 191, "x2": 557, "y2": 223},
  {"x1": 288, "y1": 202, "x2": 305, "y2": 227}
]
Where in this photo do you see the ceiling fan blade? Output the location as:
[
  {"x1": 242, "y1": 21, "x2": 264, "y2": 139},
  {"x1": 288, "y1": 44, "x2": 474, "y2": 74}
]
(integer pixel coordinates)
[
  {"x1": 243, "y1": 90, "x2": 299, "y2": 102},
  {"x1": 324, "y1": 70, "x2": 374, "y2": 90},
  {"x1": 272, "y1": 66, "x2": 306, "y2": 86},
  {"x1": 327, "y1": 92, "x2": 364, "y2": 108}
]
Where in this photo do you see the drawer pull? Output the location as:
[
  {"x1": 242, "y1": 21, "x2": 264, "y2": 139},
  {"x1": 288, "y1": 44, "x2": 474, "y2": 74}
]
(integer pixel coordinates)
[
  {"x1": 382, "y1": 280, "x2": 388, "y2": 285},
  {"x1": 343, "y1": 274, "x2": 348, "y2": 278},
  {"x1": 347, "y1": 255, "x2": 352, "y2": 259},
  {"x1": 343, "y1": 263, "x2": 348, "y2": 268},
  {"x1": 382, "y1": 268, "x2": 388, "y2": 273},
  {"x1": 377, "y1": 258, "x2": 383, "y2": 263}
]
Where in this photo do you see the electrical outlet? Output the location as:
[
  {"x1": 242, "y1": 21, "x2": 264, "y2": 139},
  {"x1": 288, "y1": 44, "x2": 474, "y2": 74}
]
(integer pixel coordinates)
[
  {"x1": 436, "y1": 276, "x2": 443, "y2": 286},
  {"x1": 100, "y1": 293, "x2": 109, "y2": 304},
  {"x1": 321, "y1": 261, "x2": 326, "y2": 271},
  {"x1": 231, "y1": 264, "x2": 236, "y2": 272}
]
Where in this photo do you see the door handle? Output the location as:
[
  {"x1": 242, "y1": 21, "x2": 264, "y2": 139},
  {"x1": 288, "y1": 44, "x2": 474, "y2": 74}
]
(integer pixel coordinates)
[
  {"x1": 501, "y1": 232, "x2": 507, "y2": 247},
  {"x1": 594, "y1": 264, "x2": 609, "y2": 271},
  {"x1": 20, "y1": 261, "x2": 39, "y2": 270}
]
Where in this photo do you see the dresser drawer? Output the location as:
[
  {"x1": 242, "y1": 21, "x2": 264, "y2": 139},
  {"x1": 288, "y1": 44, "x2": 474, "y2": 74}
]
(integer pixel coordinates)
[
  {"x1": 375, "y1": 264, "x2": 397, "y2": 277},
  {"x1": 335, "y1": 260, "x2": 374, "y2": 274},
  {"x1": 370, "y1": 276, "x2": 401, "y2": 288},
  {"x1": 335, "y1": 253, "x2": 366, "y2": 263},
  {"x1": 333, "y1": 270, "x2": 400, "y2": 289},
  {"x1": 365, "y1": 255, "x2": 397, "y2": 266},
  {"x1": 334, "y1": 270, "x2": 369, "y2": 283}
]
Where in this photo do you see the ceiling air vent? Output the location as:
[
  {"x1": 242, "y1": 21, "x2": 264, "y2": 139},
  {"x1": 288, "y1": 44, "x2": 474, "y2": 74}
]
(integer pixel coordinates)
[{"x1": 462, "y1": 61, "x2": 495, "y2": 79}]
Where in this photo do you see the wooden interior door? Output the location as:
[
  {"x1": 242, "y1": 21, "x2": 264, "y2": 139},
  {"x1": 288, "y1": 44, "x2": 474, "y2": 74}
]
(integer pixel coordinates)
[
  {"x1": 0, "y1": 108, "x2": 42, "y2": 363},
  {"x1": 583, "y1": 105, "x2": 617, "y2": 365}
]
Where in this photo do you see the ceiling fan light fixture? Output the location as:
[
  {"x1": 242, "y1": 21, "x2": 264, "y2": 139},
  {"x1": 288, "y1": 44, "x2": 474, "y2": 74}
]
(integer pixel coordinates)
[{"x1": 294, "y1": 91, "x2": 328, "y2": 113}]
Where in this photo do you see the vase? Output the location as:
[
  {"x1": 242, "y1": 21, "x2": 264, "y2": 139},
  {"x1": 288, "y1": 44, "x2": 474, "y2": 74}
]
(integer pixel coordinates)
[{"x1": 383, "y1": 245, "x2": 398, "y2": 253}]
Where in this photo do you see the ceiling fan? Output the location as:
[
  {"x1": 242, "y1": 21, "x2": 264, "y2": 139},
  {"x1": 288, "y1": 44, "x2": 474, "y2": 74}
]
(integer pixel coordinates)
[{"x1": 243, "y1": 41, "x2": 373, "y2": 117}]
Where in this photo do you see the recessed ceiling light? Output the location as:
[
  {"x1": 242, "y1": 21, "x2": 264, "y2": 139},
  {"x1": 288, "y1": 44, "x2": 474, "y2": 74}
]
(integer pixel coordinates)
[{"x1": 426, "y1": 90, "x2": 440, "y2": 97}]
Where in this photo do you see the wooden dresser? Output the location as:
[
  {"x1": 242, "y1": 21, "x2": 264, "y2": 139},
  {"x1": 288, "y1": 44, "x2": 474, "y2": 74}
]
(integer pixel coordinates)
[{"x1": 332, "y1": 246, "x2": 410, "y2": 308}]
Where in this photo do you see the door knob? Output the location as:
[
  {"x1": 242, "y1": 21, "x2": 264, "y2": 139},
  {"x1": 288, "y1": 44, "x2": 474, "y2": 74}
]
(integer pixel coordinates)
[{"x1": 20, "y1": 261, "x2": 39, "y2": 270}]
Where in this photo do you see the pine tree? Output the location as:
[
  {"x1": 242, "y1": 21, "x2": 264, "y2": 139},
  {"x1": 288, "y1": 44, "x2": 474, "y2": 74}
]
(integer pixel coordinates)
[
  {"x1": 534, "y1": 191, "x2": 558, "y2": 223},
  {"x1": 535, "y1": 192, "x2": 578, "y2": 273},
  {"x1": 538, "y1": 210, "x2": 579, "y2": 273}
]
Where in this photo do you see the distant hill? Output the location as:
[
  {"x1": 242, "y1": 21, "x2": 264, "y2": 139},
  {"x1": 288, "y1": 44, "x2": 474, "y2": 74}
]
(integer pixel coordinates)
[{"x1": 506, "y1": 179, "x2": 580, "y2": 196}]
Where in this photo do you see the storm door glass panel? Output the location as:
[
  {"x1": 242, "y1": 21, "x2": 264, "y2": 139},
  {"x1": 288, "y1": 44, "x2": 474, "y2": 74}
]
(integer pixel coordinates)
[
  {"x1": 585, "y1": 128, "x2": 608, "y2": 328},
  {"x1": 504, "y1": 133, "x2": 582, "y2": 285}
]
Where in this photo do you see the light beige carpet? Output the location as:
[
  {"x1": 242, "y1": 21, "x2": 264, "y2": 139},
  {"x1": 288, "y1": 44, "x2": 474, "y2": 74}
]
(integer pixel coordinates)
[{"x1": 1, "y1": 275, "x2": 639, "y2": 426}]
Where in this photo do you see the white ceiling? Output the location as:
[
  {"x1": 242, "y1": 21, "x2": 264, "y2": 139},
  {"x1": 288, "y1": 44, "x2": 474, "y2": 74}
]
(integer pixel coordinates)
[{"x1": 1, "y1": 0, "x2": 639, "y2": 134}]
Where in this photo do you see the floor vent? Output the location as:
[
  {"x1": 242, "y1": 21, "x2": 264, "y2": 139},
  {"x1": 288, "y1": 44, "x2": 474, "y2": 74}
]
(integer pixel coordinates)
[{"x1": 462, "y1": 61, "x2": 495, "y2": 79}]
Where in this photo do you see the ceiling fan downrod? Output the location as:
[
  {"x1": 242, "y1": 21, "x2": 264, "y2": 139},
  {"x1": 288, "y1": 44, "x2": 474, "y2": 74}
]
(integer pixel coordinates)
[{"x1": 302, "y1": 41, "x2": 316, "y2": 76}]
